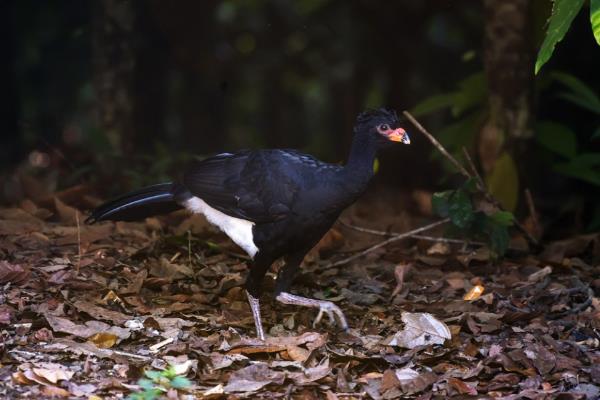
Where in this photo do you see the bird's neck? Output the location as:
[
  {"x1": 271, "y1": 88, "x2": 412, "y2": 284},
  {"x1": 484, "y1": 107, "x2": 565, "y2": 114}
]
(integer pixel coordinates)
[{"x1": 343, "y1": 132, "x2": 378, "y2": 186}]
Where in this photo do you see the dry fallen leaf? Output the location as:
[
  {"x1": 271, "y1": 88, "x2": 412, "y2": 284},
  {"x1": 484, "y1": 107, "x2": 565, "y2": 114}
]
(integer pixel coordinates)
[
  {"x1": 223, "y1": 364, "x2": 285, "y2": 393},
  {"x1": 0, "y1": 260, "x2": 31, "y2": 285},
  {"x1": 384, "y1": 312, "x2": 451, "y2": 349},
  {"x1": 464, "y1": 284, "x2": 485, "y2": 300},
  {"x1": 88, "y1": 332, "x2": 118, "y2": 348}
]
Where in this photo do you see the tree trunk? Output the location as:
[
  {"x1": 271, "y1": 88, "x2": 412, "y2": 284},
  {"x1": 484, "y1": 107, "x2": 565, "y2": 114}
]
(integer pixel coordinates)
[
  {"x1": 92, "y1": 0, "x2": 136, "y2": 155},
  {"x1": 480, "y1": 0, "x2": 534, "y2": 211}
]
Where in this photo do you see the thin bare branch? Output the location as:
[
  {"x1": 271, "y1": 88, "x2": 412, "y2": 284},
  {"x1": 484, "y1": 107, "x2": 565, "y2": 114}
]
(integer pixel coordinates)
[
  {"x1": 403, "y1": 111, "x2": 471, "y2": 178},
  {"x1": 325, "y1": 218, "x2": 450, "y2": 268},
  {"x1": 339, "y1": 219, "x2": 486, "y2": 245},
  {"x1": 404, "y1": 111, "x2": 540, "y2": 249}
]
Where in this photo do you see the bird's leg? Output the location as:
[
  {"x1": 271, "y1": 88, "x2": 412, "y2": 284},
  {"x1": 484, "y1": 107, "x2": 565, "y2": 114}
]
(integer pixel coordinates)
[
  {"x1": 244, "y1": 252, "x2": 273, "y2": 340},
  {"x1": 245, "y1": 290, "x2": 265, "y2": 341},
  {"x1": 276, "y1": 292, "x2": 349, "y2": 330},
  {"x1": 274, "y1": 251, "x2": 349, "y2": 330}
]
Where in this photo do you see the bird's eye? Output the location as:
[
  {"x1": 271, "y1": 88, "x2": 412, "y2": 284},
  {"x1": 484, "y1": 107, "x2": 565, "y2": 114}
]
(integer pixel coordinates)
[{"x1": 378, "y1": 124, "x2": 389, "y2": 131}]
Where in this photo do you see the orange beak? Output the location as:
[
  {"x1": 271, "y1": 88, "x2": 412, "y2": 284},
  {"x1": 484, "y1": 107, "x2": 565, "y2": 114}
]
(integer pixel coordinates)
[{"x1": 387, "y1": 128, "x2": 410, "y2": 144}]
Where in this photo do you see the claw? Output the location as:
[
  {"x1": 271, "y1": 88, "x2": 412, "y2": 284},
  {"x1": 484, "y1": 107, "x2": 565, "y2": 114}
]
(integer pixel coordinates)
[{"x1": 277, "y1": 292, "x2": 349, "y2": 331}]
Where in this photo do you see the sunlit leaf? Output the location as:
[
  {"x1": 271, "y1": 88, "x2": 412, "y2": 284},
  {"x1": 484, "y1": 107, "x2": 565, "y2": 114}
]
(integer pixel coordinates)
[
  {"x1": 535, "y1": 0, "x2": 585, "y2": 74},
  {"x1": 486, "y1": 152, "x2": 519, "y2": 212},
  {"x1": 591, "y1": 0, "x2": 600, "y2": 45},
  {"x1": 490, "y1": 211, "x2": 514, "y2": 227},
  {"x1": 464, "y1": 285, "x2": 485, "y2": 300},
  {"x1": 536, "y1": 121, "x2": 578, "y2": 158},
  {"x1": 88, "y1": 332, "x2": 118, "y2": 349}
]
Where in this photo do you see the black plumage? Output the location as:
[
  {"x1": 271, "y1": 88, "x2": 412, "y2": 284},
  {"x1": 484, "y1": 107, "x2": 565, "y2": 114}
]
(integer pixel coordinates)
[{"x1": 87, "y1": 108, "x2": 410, "y2": 339}]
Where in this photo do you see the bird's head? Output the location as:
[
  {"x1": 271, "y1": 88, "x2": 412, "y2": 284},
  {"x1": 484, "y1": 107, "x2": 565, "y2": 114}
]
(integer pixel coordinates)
[{"x1": 354, "y1": 108, "x2": 410, "y2": 146}]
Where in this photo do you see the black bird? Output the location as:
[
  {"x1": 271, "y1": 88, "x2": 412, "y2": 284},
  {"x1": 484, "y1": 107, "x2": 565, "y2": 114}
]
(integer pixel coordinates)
[{"x1": 87, "y1": 108, "x2": 410, "y2": 340}]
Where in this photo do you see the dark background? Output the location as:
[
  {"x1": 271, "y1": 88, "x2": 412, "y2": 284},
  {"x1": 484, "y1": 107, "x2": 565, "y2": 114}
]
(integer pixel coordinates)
[{"x1": 1, "y1": 0, "x2": 598, "y2": 235}]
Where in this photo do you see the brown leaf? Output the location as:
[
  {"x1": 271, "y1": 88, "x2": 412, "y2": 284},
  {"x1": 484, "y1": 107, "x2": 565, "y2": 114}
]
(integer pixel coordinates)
[
  {"x1": 394, "y1": 368, "x2": 438, "y2": 394},
  {"x1": 224, "y1": 364, "x2": 285, "y2": 393},
  {"x1": 0, "y1": 260, "x2": 30, "y2": 285},
  {"x1": 384, "y1": 312, "x2": 451, "y2": 348},
  {"x1": 72, "y1": 300, "x2": 130, "y2": 325},
  {"x1": 41, "y1": 385, "x2": 71, "y2": 397},
  {"x1": 288, "y1": 362, "x2": 331, "y2": 385},
  {"x1": 32, "y1": 367, "x2": 74, "y2": 384},
  {"x1": 448, "y1": 377, "x2": 478, "y2": 395},
  {"x1": 391, "y1": 263, "x2": 412, "y2": 298},
  {"x1": 44, "y1": 314, "x2": 131, "y2": 340},
  {"x1": 380, "y1": 369, "x2": 400, "y2": 391},
  {"x1": 88, "y1": 332, "x2": 118, "y2": 348},
  {"x1": 0, "y1": 304, "x2": 15, "y2": 325},
  {"x1": 284, "y1": 345, "x2": 310, "y2": 362}
]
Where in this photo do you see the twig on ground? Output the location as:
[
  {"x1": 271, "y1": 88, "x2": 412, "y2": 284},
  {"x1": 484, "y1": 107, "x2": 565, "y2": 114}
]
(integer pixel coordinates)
[
  {"x1": 403, "y1": 111, "x2": 540, "y2": 249},
  {"x1": 325, "y1": 218, "x2": 450, "y2": 269},
  {"x1": 339, "y1": 219, "x2": 486, "y2": 246}
]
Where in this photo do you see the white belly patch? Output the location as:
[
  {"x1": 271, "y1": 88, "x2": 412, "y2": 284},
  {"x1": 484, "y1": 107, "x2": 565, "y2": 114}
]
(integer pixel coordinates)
[{"x1": 184, "y1": 197, "x2": 258, "y2": 258}]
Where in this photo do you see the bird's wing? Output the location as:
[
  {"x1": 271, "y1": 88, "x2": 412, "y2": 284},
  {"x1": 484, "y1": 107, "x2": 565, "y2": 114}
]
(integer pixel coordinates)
[{"x1": 182, "y1": 151, "x2": 299, "y2": 223}]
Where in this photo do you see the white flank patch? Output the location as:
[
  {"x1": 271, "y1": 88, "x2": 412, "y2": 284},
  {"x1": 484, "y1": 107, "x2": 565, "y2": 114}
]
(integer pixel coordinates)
[{"x1": 184, "y1": 197, "x2": 258, "y2": 258}]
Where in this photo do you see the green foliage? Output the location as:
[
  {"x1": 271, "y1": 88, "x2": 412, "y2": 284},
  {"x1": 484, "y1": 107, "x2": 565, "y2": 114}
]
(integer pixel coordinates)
[
  {"x1": 411, "y1": 72, "x2": 487, "y2": 171},
  {"x1": 536, "y1": 121, "x2": 578, "y2": 158},
  {"x1": 432, "y1": 180, "x2": 514, "y2": 256},
  {"x1": 485, "y1": 152, "x2": 519, "y2": 213},
  {"x1": 535, "y1": 0, "x2": 586, "y2": 74},
  {"x1": 128, "y1": 367, "x2": 191, "y2": 400},
  {"x1": 550, "y1": 71, "x2": 600, "y2": 114},
  {"x1": 536, "y1": 72, "x2": 600, "y2": 188},
  {"x1": 592, "y1": 0, "x2": 600, "y2": 45}
]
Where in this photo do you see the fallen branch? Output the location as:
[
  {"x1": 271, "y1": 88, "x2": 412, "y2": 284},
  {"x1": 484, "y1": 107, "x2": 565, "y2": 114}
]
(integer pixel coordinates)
[
  {"x1": 339, "y1": 219, "x2": 486, "y2": 246},
  {"x1": 324, "y1": 218, "x2": 450, "y2": 269},
  {"x1": 402, "y1": 111, "x2": 540, "y2": 249}
]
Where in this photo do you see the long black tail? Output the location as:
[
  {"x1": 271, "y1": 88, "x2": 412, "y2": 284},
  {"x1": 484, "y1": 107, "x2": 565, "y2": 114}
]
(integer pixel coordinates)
[{"x1": 86, "y1": 183, "x2": 183, "y2": 224}]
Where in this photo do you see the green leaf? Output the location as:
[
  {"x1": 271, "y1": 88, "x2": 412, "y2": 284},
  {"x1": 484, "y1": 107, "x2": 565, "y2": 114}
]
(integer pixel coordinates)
[
  {"x1": 486, "y1": 152, "x2": 519, "y2": 213},
  {"x1": 490, "y1": 211, "x2": 514, "y2": 227},
  {"x1": 592, "y1": 126, "x2": 600, "y2": 140},
  {"x1": 535, "y1": 0, "x2": 586, "y2": 74},
  {"x1": 462, "y1": 177, "x2": 479, "y2": 193},
  {"x1": 570, "y1": 152, "x2": 600, "y2": 166},
  {"x1": 553, "y1": 162, "x2": 600, "y2": 186},
  {"x1": 551, "y1": 72, "x2": 600, "y2": 114},
  {"x1": 144, "y1": 371, "x2": 162, "y2": 381},
  {"x1": 486, "y1": 219, "x2": 511, "y2": 256},
  {"x1": 536, "y1": 120, "x2": 578, "y2": 158},
  {"x1": 432, "y1": 191, "x2": 452, "y2": 218},
  {"x1": 452, "y1": 72, "x2": 487, "y2": 117},
  {"x1": 170, "y1": 376, "x2": 192, "y2": 389},
  {"x1": 448, "y1": 189, "x2": 474, "y2": 228},
  {"x1": 410, "y1": 93, "x2": 457, "y2": 117},
  {"x1": 591, "y1": 0, "x2": 600, "y2": 45}
]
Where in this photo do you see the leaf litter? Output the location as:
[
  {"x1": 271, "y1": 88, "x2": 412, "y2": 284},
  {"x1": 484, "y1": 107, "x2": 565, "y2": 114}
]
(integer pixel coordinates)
[{"x1": 0, "y1": 189, "x2": 598, "y2": 398}]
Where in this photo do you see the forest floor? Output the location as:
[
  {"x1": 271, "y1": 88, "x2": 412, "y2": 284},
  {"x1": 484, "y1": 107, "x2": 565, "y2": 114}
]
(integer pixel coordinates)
[{"x1": 0, "y1": 186, "x2": 599, "y2": 399}]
